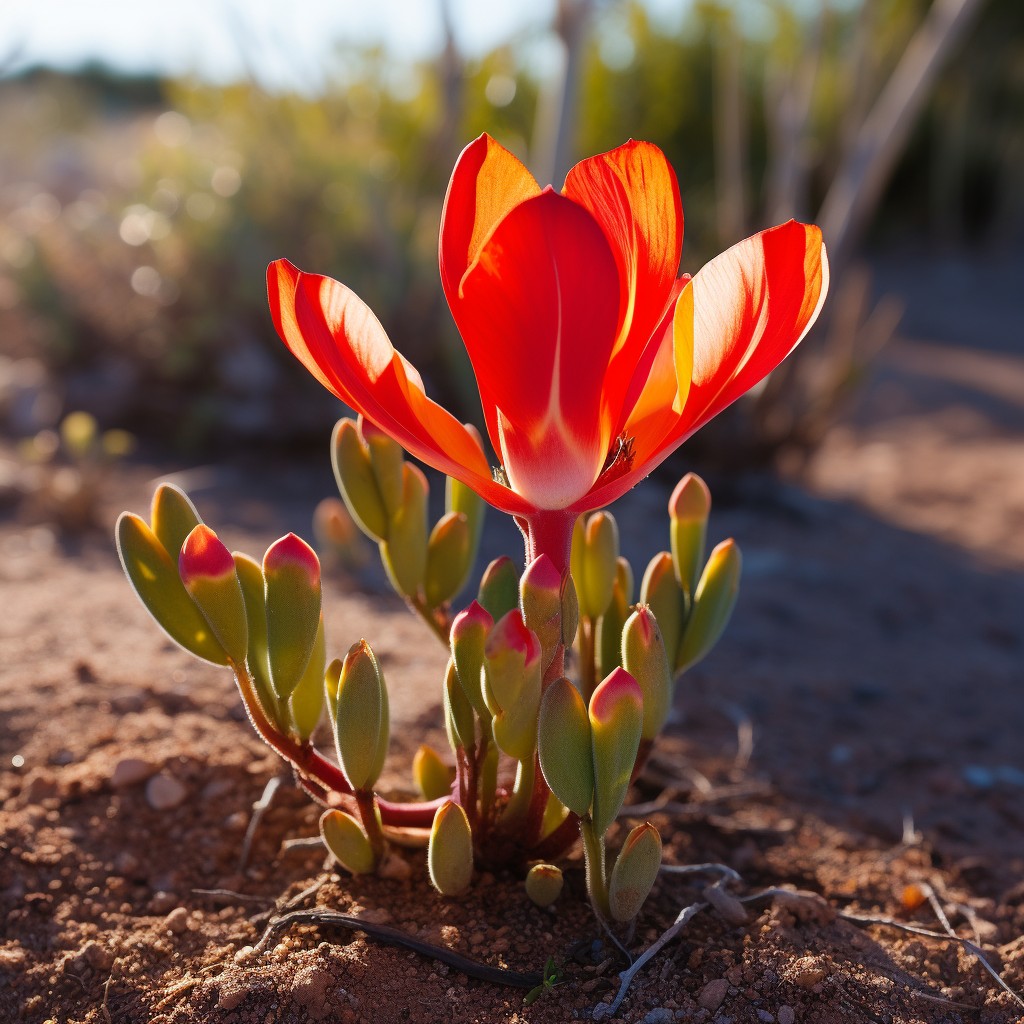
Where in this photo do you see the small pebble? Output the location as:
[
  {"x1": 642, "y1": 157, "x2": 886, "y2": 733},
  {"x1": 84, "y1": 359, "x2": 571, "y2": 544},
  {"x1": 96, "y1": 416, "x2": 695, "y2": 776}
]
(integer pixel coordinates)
[
  {"x1": 378, "y1": 853, "x2": 412, "y2": 881},
  {"x1": 790, "y1": 957, "x2": 826, "y2": 990},
  {"x1": 149, "y1": 891, "x2": 177, "y2": 914},
  {"x1": 757, "y1": 1012, "x2": 775, "y2": 1023},
  {"x1": 111, "y1": 758, "x2": 155, "y2": 790},
  {"x1": 164, "y1": 907, "x2": 189, "y2": 934},
  {"x1": 778, "y1": 1008, "x2": 796, "y2": 1024},
  {"x1": 640, "y1": 1010, "x2": 675, "y2": 1024},
  {"x1": 80, "y1": 941, "x2": 113, "y2": 971},
  {"x1": 146, "y1": 774, "x2": 187, "y2": 810},
  {"x1": 698, "y1": 979, "x2": 729, "y2": 1011}
]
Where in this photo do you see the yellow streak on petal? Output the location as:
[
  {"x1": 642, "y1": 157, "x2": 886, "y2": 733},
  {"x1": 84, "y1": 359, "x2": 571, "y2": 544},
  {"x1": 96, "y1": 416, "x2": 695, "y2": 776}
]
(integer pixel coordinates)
[{"x1": 671, "y1": 285, "x2": 694, "y2": 415}]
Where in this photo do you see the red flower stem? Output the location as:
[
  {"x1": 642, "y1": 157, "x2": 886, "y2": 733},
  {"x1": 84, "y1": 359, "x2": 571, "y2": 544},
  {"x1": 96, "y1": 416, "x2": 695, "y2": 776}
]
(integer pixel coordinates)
[
  {"x1": 230, "y1": 661, "x2": 443, "y2": 828},
  {"x1": 521, "y1": 511, "x2": 576, "y2": 849},
  {"x1": 524, "y1": 511, "x2": 576, "y2": 574},
  {"x1": 355, "y1": 789, "x2": 387, "y2": 862}
]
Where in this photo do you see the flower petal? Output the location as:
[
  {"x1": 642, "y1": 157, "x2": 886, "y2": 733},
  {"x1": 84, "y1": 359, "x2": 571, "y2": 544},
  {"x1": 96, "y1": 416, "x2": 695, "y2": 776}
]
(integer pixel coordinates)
[
  {"x1": 439, "y1": 134, "x2": 541, "y2": 306},
  {"x1": 267, "y1": 260, "x2": 531, "y2": 515},
  {"x1": 683, "y1": 220, "x2": 828, "y2": 429},
  {"x1": 583, "y1": 222, "x2": 828, "y2": 511},
  {"x1": 563, "y1": 140, "x2": 682, "y2": 418},
  {"x1": 453, "y1": 190, "x2": 621, "y2": 509}
]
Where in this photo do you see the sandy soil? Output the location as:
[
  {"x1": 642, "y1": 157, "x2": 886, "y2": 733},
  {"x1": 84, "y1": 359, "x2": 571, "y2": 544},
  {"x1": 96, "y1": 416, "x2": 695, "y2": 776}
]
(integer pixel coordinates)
[{"x1": 1, "y1": 324, "x2": 1023, "y2": 1023}]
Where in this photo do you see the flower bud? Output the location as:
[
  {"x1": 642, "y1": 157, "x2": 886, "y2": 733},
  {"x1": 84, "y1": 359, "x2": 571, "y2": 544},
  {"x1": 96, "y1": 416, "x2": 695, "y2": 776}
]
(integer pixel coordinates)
[
  {"x1": 332, "y1": 640, "x2": 389, "y2": 791},
  {"x1": 574, "y1": 512, "x2": 619, "y2": 620},
  {"x1": 595, "y1": 557, "x2": 633, "y2": 680},
  {"x1": 519, "y1": 554, "x2": 563, "y2": 660},
  {"x1": 538, "y1": 677, "x2": 593, "y2": 817},
  {"x1": 331, "y1": 418, "x2": 388, "y2": 541},
  {"x1": 589, "y1": 668, "x2": 643, "y2": 835},
  {"x1": 424, "y1": 511, "x2": 472, "y2": 608},
  {"x1": 677, "y1": 539, "x2": 741, "y2": 672},
  {"x1": 482, "y1": 610, "x2": 542, "y2": 761},
  {"x1": 640, "y1": 552, "x2": 686, "y2": 671},
  {"x1": 428, "y1": 800, "x2": 474, "y2": 896},
  {"x1": 608, "y1": 822, "x2": 662, "y2": 922},
  {"x1": 450, "y1": 601, "x2": 492, "y2": 719},
  {"x1": 288, "y1": 615, "x2": 326, "y2": 741},
  {"x1": 622, "y1": 605, "x2": 673, "y2": 740},
  {"x1": 320, "y1": 809, "x2": 376, "y2": 875},
  {"x1": 477, "y1": 555, "x2": 519, "y2": 622},
  {"x1": 413, "y1": 744, "x2": 453, "y2": 801},
  {"x1": 669, "y1": 473, "x2": 711, "y2": 599},
  {"x1": 179, "y1": 525, "x2": 249, "y2": 665},
  {"x1": 379, "y1": 463, "x2": 428, "y2": 599},
  {"x1": 150, "y1": 483, "x2": 202, "y2": 562},
  {"x1": 233, "y1": 551, "x2": 282, "y2": 724},
  {"x1": 116, "y1": 513, "x2": 228, "y2": 665},
  {"x1": 525, "y1": 864, "x2": 564, "y2": 908},
  {"x1": 444, "y1": 658, "x2": 476, "y2": 751},
  {"x1": 359, "y1": 415, "x2": 406, "y2": 521},
  {"x1": 263, "y1": 533, "x2": 322, "y2": 699}
]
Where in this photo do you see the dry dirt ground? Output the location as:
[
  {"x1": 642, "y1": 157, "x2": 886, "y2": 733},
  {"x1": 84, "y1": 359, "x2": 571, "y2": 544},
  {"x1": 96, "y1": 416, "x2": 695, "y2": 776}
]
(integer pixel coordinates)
[{"x1": 1, "y1": 310, "x2": 1023, "y2": 1022}]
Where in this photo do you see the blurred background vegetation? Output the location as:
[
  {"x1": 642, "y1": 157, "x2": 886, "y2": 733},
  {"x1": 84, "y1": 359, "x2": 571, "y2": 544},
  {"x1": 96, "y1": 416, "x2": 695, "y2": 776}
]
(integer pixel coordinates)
[{"x1": 0, "y1": 0, "x2": 1020, "y2": 471}]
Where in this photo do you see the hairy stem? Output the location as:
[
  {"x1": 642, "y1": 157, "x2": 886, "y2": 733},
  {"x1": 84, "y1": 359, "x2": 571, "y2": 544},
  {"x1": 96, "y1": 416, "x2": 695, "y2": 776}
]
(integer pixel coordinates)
[{"x1": 579, "y1": 815, "x2": 611, "y2": 920}]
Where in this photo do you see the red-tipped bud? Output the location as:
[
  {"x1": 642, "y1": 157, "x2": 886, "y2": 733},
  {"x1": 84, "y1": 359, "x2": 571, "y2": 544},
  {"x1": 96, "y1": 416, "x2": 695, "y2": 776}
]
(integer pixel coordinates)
[
  {"x1": 179, "y1": 524, "x2": 235, "y2": 584},
  {"x1": 482, "y1": 610, "x2": 542, "y2": 761},
  {"x1": 520, "y1": 554, "x2": 564, "y2": 659},
  {"x1": 589, "y1": 667, "x2": 643, "y2": 835},
  {"x1": 450, "y1": 600, "x2": 493, "y2": 718},
  {"x1": 263, "y1": 533, "x2": 322, "y2": 699},
  {"x1": 178, "y1": 525, "x2": 248, "y2": 664}
]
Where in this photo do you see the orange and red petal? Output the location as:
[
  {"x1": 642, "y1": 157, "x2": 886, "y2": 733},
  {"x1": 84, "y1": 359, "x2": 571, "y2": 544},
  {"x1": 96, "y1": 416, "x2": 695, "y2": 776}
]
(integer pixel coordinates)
[
  {"x1": 583, "y1": 223, "x2": 828, "y2": 511},
  {"x1": 682, "y1": 221, "x2": 828, "y2": 431},
  {"x1": 267, "y1": 260, "x2": 531, "y2": 516},
  {"x1": 439, "y1": 134, "x2": 540, "y2": 307},
  {"x1": 454, "y1": 189, "x2": 621, "y2": 509},
  {"x1": 563, "y1": 140, "x2": 683, "y2": 419}
]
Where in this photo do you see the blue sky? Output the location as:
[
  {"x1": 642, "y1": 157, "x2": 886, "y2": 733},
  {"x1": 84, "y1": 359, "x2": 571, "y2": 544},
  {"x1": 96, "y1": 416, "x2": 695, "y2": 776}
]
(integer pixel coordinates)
[{"x1": 3, "y1": 1, "x2": 686, "y2": 90}]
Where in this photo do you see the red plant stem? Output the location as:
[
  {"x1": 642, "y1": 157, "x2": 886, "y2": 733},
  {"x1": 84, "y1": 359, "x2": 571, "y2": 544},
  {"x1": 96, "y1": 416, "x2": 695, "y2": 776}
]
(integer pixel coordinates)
[
  {"x1": 520, "y1": 512, "x2": 576, "y2": 850},
  {"x1": 231, "y1": 662, "x2": 443, "y2": 828},
  {"x1": 355, "y1": 788, "x2": 387, "y2": 862},
  {"x1": 524, "y1": 510, "x2": 576, "y2": 575}
]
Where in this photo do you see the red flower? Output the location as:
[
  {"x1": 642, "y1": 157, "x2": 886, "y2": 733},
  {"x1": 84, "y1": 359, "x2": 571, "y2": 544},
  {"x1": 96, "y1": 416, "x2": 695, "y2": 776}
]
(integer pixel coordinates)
[{"x1": 268, "y1": 134, "x2": 827, "y2": 518}]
